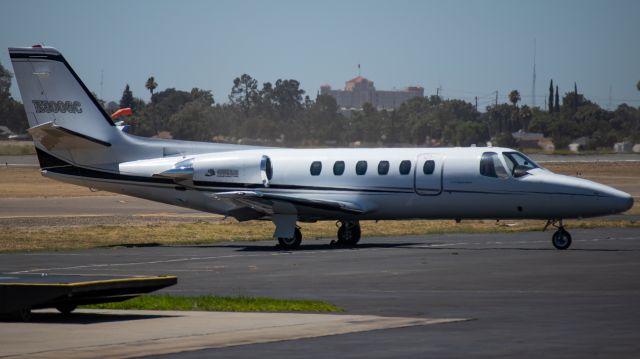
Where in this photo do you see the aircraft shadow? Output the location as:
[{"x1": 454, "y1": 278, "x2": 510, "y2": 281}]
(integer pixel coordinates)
[
  {"x1": 171, "y1": 242, "x2": 421, "y2": 252},
  {"x1": 99, "y1": 242, "x2": 163, "y2": 248},
  {"x1": 0, "y1": 311, "x2": 177, "y2": 324}
]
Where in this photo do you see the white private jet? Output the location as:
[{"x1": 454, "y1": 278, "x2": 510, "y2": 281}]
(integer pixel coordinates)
[{"x1": 9, "y1": 46, "x2": 633, "y2": 250}]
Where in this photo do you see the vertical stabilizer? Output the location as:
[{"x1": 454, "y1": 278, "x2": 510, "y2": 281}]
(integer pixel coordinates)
[{"x1": 9, "y1": 46, "x2": 118, "y2": 148}]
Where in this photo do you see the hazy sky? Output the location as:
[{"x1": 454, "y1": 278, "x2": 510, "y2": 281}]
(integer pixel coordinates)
[{"x1": 1, "y1": 0, "x2": 638, "y2": 110}]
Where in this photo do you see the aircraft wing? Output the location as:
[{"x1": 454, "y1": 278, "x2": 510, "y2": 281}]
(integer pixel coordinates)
[{"x1": 208, "y1": 190, "x2": 365, "y2": 217}]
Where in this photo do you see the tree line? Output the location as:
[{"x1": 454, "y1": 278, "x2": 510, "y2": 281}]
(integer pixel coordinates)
[
  {"x1": 1, "y1": 60, "x2": 639, "y2": 150},
  {"x1": 118, "y1": 74, "x2": 640, "y2": 150}
]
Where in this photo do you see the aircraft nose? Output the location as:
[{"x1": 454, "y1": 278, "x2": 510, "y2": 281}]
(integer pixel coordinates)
[
  {"x1": 601, "y1": 186, "x2": 634, "y2": 214},
  {"x1": 621, "y1": 194, "x2": 634, "y2": 212},
  {"x1": 572, "y1": 177, "x2": 634, "y2": 215}
]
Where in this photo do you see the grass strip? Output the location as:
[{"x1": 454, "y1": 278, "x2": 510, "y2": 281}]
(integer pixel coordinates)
[
  {"x1": 0, "y1": 218, "x2": 638, "y2": 253},
  {"x1": 81, "y1": 294, "x2": 343, "y2": 313},
  {"x1": 0, "y1": 141, "x2": 35, "y2": 156}
]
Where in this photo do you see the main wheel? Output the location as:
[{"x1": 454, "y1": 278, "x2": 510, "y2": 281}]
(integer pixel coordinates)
[
  {"x1": 56, "y1": 304, "x2": 77, "y2": 315},
  {"x1": 277, "y1": 228, "x2": 302, "y2": 250},
  {"x1": 552, "y1": 228, "x2": 572, "y2": 250},
  {"x1": 15, "y1": 306, "x2": 31, "y2": 322},
  {"x1": 337, "y1": 221, "x2": 361, "y2": 246}
]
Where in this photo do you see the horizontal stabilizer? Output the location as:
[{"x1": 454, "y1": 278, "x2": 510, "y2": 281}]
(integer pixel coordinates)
[
  {"x1": 28, "y1": 121, "x2": 111, "y2": 150},
  {"x1": 209, "y1": 190, "x2": 365, "y2": 215}
]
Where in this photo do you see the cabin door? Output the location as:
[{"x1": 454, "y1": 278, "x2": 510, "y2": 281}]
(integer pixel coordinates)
[{"x1": 414, "y1": 154, "x2": 444, "y2": 196}]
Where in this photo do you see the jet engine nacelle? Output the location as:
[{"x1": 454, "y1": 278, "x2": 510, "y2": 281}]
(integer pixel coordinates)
[{"x1": 193, "y1": 153, "x2": 273, "y2": 187}]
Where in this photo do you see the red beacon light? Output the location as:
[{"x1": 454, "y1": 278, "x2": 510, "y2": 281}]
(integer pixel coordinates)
[
  {"x1": 32, "y1": 44, "x2": 43, "y2": 48},
  {"x1": 111, "y1": 108, "x2": 132, "y2": 120}
]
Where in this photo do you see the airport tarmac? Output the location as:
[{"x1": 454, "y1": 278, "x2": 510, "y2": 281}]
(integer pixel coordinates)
[{"x1": 2, "y1": 228, "x2": 640, "y2": 358}]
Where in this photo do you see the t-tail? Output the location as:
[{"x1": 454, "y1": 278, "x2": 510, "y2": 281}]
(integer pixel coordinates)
[
  {"x1": 9, "y1": 45, "x2": 125, "y2": 169},
  {"x1": 9, "y1": 45, "x2": 249, "y2": 172}
]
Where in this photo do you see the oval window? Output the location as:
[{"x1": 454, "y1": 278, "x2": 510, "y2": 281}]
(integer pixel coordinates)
[
  {"x1": 378, "y1": 161, "x2": 390, "y2": 175},
  {"x1": 423, "y1": 160, "x2": 435, "y2": 175},
  {"x1": 356, "y1": 161, "x2": 368, "y2": 175},
  {"x1": 310, "y1": 161, "x2": 322, "y2": 176},
  {"x1": 333, "y1": 161, "x2": 345, "y2": 176},
  {"x1": 399, "y1": 160, "x2": 412, "y2": 175}
]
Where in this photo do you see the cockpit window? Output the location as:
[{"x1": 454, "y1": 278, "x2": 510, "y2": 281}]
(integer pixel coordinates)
[
  {"x1": 480, "y1": 152, "x2": 509, "y2": 179},
  {"x1": 502, "y1": 152, "x2": 539, "y2": 174}
]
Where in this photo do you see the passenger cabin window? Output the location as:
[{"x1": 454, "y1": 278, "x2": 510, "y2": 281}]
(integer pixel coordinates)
[
  {"x1": 310, "y1": 161, "x2": 322, "y2": 176},
  {"x1": 480, "y1": 152, "x2": 509, "y2": 179},
  {"x1": 356, "y1": 161, "x2": 368, "y2": 175},
  {"x1": 378, "y1": 161, "x2": 390, "y2": 175},
  {"x1": 399, "y1": 160, "x2": 412, "y2": 175},
  {"x1": 333, "y1": 161, "x2": 345, "y2": 176},
  {"x1": 423, "y1": 160, "x2": 435, "y2": 175}
]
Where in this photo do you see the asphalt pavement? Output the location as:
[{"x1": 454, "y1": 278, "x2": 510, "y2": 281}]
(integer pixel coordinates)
[{"x1": 2, "y1": 228, "x2": 639, "y2": 358}]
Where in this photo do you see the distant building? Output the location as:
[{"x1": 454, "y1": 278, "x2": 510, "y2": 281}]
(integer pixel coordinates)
[
  {"x1": 512, "y1": 129, "x2": 554, "y2": 151},
  {"x1": 512, "y1": 130, "x2": 544, "y2": 149},
  {"x1": 569, "y1": 137, "x2": 589, "y2": 153},
  {"x1": 320, "y1": 76, "x2": 423, "y2": 110},
  {"x1": 614, "y1": 142, "x2": 632, "y2": 153}
]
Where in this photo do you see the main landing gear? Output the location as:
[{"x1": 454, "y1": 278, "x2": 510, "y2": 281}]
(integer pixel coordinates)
[
  {"x1": 275, "y1": 220, "x2": 362, "y2": 250},
  {"x1": 544, "y1": 219, "x2": 572, "y2": 250},
  {"x1": 277, "y1": 227, "x2": 302, "y2": 250},
  {"x1": 335, "y1": 220, "x2": 361, "y2": 247}
]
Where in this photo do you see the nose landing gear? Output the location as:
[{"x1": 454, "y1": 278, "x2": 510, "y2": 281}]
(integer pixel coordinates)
[{"x1": 544, "y1": 219, "x2": 572, "y2": 250}]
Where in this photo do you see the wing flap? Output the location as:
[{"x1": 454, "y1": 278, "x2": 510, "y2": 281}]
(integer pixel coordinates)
[{"x1": 209, "y1": 191, "x2": 365, "y2": 216}]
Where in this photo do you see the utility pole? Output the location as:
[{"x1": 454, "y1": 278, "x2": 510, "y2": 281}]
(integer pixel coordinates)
[
  {"x1": 608, "y1": 85, "x2": 612, "y2": 110},
  {"x1": 495, "y1": 91, "x2": 498, "y2": 106},
  {"x1": 475, "y1": 96, "x2": 478, "y2": 111},
  {"x1": 100, "y1": 69, "x2": 104, "y2": 100},
  {"x1": 532, "y1": 39, "x2": 537, "y2": 107}
]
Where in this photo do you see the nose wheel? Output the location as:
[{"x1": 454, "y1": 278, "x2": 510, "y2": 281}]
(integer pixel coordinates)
[
  {"x1": 545, "y1": 219, "x2": 572, "y2": 250},
  {"x1": 552, "y1": 228, "x2": 572, "y2": 250}
]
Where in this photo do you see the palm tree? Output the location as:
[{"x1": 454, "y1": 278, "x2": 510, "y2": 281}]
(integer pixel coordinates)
[
  {"x1": 508, "y1": 90, "x2": 521, "y2": 107},
  {"x1": 145, "y1": 76, "x2": 158, "y2": 98}
]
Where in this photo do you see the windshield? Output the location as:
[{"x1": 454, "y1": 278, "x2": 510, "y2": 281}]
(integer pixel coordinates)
[{"x1": 502, "y1": 152, "x2": 539, "y2": 174}]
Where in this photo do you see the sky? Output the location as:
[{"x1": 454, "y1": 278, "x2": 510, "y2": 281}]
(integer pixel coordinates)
[{"x1": 1, "y1": 0, "x2": 638, "y2": 110}]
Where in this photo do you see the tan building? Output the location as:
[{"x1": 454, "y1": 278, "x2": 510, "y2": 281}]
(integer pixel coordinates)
[{"x1": 320, "y1": 76, "x2": 423, "y2": 110}]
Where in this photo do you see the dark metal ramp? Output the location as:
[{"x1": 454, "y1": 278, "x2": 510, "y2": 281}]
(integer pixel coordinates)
[{"x1": 0, "y1": 274, "x2": 177, "y2": 320}]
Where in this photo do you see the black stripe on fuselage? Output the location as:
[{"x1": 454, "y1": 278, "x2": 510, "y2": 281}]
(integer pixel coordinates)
[
  {"x1": 9, "y1": 51, "x2": 116, "y2": 127},
  {"x1": 193, "y1": 181, "x2": 414, "y2": 193}
]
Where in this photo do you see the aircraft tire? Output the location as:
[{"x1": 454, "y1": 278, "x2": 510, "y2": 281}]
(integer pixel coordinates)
[
  {"x1": 552, "y1": 228, "x2": 572, "y2": 250},
  {"x1": 56, "y1": 304, "x2": 77, "y2": 315},
  {"x1": 337, "y1": 222, "x2": 361, "y2": 246},
  {"x1": 277, "y1": 228, "x2": 302, "y2": 250},
  {"x1": 15, "y1": 306, "x2": 31, "y2": 322}
]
